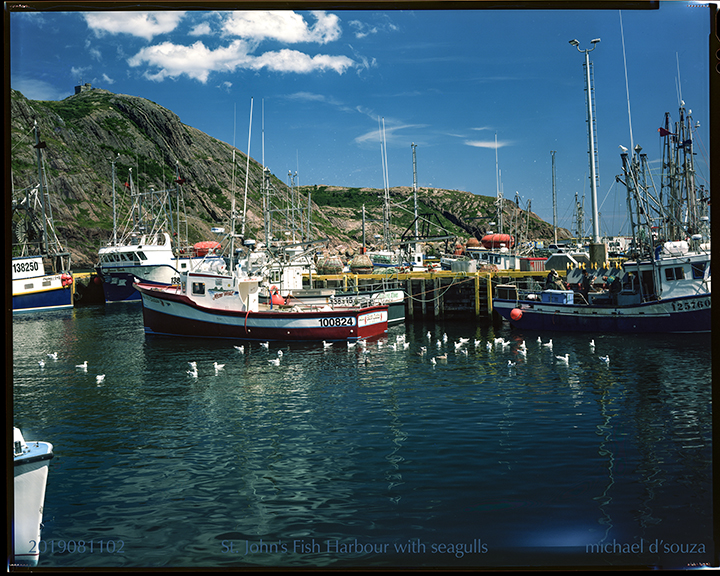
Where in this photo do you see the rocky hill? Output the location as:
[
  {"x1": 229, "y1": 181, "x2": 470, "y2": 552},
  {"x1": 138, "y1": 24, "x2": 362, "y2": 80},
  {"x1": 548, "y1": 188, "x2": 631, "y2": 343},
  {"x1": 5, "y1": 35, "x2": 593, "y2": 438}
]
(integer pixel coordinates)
[{"x1": 9, "y1": 88, "x2": 569, "y2": 268}]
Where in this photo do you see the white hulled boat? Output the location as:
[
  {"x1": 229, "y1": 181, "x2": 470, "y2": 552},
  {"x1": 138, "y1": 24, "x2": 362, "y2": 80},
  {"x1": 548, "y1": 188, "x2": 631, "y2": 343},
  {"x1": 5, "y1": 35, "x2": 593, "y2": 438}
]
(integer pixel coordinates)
[
  {"x1": 96, "y1": 164, "x2": 223, "y2": 303},
  {"x1": 12, "y1": 121, "x2": 73, "y2": 312},
  {"x1": 493, "y1": 102, "x2": 710, "y2": 333},
  {"x1": 13, "y1": 427, "x2": 54, "y2": 567}
]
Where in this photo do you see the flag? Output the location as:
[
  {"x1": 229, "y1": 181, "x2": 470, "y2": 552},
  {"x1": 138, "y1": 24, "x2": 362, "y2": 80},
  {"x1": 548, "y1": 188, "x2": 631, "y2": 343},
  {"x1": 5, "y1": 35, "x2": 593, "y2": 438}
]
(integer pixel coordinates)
[{"x1": 658, "y1": 127, "x2": 674, "y2": 137}]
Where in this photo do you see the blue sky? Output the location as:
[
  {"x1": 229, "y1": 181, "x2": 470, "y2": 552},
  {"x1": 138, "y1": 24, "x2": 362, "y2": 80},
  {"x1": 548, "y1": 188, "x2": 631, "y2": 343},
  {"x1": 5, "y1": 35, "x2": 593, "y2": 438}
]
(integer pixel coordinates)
[{"x1": 9, "y1": 3, "x2": 712, "y2": 237}]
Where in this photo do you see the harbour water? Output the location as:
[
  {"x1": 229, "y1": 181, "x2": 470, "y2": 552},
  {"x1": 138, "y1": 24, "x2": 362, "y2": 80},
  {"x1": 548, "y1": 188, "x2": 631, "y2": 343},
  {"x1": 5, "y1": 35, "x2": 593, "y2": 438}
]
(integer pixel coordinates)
[{"x1": 12, "y1": 303, "x2": 713, "y2": 569}]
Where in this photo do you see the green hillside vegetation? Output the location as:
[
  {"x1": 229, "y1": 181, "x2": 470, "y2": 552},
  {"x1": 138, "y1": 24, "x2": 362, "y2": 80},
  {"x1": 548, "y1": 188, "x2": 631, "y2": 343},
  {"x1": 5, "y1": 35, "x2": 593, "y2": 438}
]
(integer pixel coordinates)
[{"x1": 10, "y1": 87, "x2": 569, "y2": 268}]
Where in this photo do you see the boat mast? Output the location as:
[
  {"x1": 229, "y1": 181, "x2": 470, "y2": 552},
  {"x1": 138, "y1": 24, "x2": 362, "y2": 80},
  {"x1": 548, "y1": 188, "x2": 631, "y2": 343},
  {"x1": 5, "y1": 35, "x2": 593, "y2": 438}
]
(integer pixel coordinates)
[
  {"x1": 240, "y1": 98, "x2": 253, "y2": 239},
  {"x1": 33, "y1": 121, "x2": 49, "y2": 255},
  {"x1": 380, "y1": 117, "x2": 391, "y2": 249},
  {"x1": 411, "y1": 143, "x2": 419, "y2": 241},
  {"x1": 551, "y1": 150, "x2": 557, "y2": 245},
  {"x1": 495, "y1": 133, "x2": 503, "y2": 235},
  {"x1": 111, "y1": 153, "x2": 119, "y2": 246}
]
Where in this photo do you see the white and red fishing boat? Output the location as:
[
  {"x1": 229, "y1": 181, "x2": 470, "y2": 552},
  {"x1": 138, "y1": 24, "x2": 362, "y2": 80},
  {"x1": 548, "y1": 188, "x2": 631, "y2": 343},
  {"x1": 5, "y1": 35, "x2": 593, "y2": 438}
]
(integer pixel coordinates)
[{"x1": 134, "y1": 263, "x2": 389, "y2": 342}]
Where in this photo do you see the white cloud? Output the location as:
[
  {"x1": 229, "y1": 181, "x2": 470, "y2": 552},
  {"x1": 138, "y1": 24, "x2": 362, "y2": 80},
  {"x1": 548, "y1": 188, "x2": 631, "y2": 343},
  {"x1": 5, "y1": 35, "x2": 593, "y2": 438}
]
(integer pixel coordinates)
[
  {"x1": 222, "y1": 10, "x2": 340, "y2": 44},
  {"x1": 102, "y1": 73, "x2": 115, "y2": 85},
  {"x1": 71, "y1": 65, "x2": 92, "y2": 82},
  {"x1": 465, "y1": 139, "x2": 512, "y2": 149},
  {"x1": 189, "y1": 22, "x2": 212, "y2": 36},
  {"x1": 128, "y1": 40, "x2": 354, "y2": 82},
  {"x1": 84, "y1": 11, "x2": 186, "y2": 41},
  {"x1": 251, "y1": 49, "x2": 353, "y2": 74}
]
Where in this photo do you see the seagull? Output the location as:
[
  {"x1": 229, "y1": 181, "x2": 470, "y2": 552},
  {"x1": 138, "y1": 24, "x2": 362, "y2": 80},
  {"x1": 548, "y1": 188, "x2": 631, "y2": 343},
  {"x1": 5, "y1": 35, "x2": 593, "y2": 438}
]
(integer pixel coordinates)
[
  {"x1": 347, "y1": 341, "x2": 357, "y2": 348},
  {"x1": 518, "y1": 348, "x2": 527, "y2": 358},
  {"x1": 542, "y1": 339, "x2": 553, "y2": 350},
  {"x1": 38, "y1": 359, "x2": 45, "y2": 368},
  {"x1": 96, "y1": 374, "x2": 105, "y2": 383},
  {"x1": 277, "y1": 350, "x2": 283, "y2": 357},
  {"x1": 427, "y1": 331, "x2": 432, "y2": 340},
  {"x1": 358, "y1": 339, "x2": 367, "y2": 347},
  {"x1": 537, "y1": 336, "x2": 542, "y2": 344},
  {"x1": 234, "y1": 345, "x2": 245, "y2": 353},
  {"x1": 75, "y1": 361, "x2": 88, "y2": 371},
  {"x1": 437, "y1": 339, "x2": 442, "y2": 349},
  {"x1": 47, "y1": 352, "x2": 58, "y2": 360},
  {"x1": 377, "y1": 341, "x2": 383, "y2": 349},
  {"x1": 454, "y1": 341, "x2": 464, "y2": 351},
  {"x1": 430, "y1": 357, "x2": 437, "y2": 366},
  {"x1": 619, "y1": 144, "x2": 629, "y2": 152},
  {"x1": 460, "y1": 349, "x2": 468, "y2": 356},
  {"x1": 261, "y1": 341, "x2": 270, "y2": 349},
  {"x1": 419, "y1": 346, "x2": 427, "y2": 355},
  {"x1": 436, "y1": 353, "x2": 448, "y2": 361},
  {"x1": 389, "y1": 343, "x2": 397, "y2": 351},
  {"x1": 458, "y1": 337, "x2": 470, "y2": 344},
  {"x1": 507, "y1": 360, "x2": 516, "y2": 367},
  {"x1": 556, "y1": 354, "x2": 569, "y2": 364},
  {"x1": 518, "y1": 340, "x2": 527, "y2": 351},
  {"x1": 214, "y1": 362, "x2": 225, "y2": 373},
  {"x1": 403, "y1": 342, "x2": 410, "y2": 350},
  {"x1": 494, "y1": 337, "x2": 504, "y2": 346},
  {"x1": 599, "y1": 355, "x2": 610, "y2": 365},
  {"x1": 486, "y1": 341, "x2": 493, "y2": 351},
  {"x1": 443, "y1": 333, "x2": 448, "y2": 343},
  {"x1": 474, "y1": 339, "x2": 482, "y2": 348},
  {"x1": 187, "y1": 368, "x2": 198, "y2": 378},
  {"x1": 268, "y1": 358, "x2": 280, "y2": 366},
  {"x1": 589, "y1": 339, "x2": 596, "y2": 352},
  {"x1": 188, "y1": 361, "x2": 197, "y2": 370},
  {"x1": 323, "y1": 341, "x2": 333, "y2": 348},
  {"x1": 396, "y1": 334, "x2": 406, "y2": 343}
]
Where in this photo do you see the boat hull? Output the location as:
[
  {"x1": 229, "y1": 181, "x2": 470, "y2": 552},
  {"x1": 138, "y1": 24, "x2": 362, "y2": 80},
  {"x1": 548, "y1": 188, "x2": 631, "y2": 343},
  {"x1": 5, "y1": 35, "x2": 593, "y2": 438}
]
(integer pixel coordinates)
[
  {"x1": 12, "y1": 275, "x2": 73, "y2": 313},
  {"x1": 13, "y1": 441, "x2": 53, "y2": 567},
  {"x1": 274, "y1": 289, "x2": 405, "y2": 326},
  {"x1": 493, "y1": 293, "x2": 711, "y2": 333},
  {"x1": 137, "y1": 286, "x2": 389, "y2": 342}
]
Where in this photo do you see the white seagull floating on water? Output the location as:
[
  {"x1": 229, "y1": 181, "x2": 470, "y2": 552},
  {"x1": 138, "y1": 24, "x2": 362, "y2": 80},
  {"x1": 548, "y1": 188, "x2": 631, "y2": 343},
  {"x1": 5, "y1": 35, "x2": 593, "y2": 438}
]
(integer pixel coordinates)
[
  {"x1": 555, "y1": 354, "x2": 569, "y2": 364},
  {"x1": 47, "y1": 352, "x2": 58, "y2": 360},
  {"x1": 96, "y1": 374, "x2": 105, "y2": 383},
  {"x1": 76, "y1": 361, "x2": 88, "y2": 371},
  {"x1": 268, "y1": 358, "x2": 281, "y2": 366},
  {"x1": 234, "y1": 345, "x2": 245, "y2": 353}
]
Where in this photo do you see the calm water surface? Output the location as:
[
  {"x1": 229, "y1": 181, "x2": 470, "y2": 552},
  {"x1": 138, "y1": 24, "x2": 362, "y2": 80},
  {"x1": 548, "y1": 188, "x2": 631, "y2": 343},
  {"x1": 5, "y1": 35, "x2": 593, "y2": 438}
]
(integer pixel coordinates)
[{"x1": 12, "y1": 303, "x2": 713, "y2": 568}]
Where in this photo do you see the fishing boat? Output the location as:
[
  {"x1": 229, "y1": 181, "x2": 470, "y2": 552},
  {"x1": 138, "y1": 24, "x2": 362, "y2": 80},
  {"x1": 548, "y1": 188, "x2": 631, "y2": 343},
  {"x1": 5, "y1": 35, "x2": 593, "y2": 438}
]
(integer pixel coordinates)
[
  {"x1": 96, "y1": 163, "x2": 224, "y2": 303},
  {"x1": 13, "y1": 427, "x2": 54, "y2": 567},
  {"x1": 12, "y1": 121, "x2": 73, "y2": 312},
  {"x1": 134, "y1": 263, "x2": 389, "y2": 341},
  {"x1": 493, "y1": 102, "x2": 710, "y2": 333}
]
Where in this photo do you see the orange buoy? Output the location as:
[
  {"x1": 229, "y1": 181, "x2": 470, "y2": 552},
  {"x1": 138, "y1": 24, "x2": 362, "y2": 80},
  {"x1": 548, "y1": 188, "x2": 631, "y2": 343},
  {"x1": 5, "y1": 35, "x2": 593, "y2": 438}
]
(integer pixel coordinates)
[{"x1": 510, "y1": 308, "x2": 523, "y2": 321}]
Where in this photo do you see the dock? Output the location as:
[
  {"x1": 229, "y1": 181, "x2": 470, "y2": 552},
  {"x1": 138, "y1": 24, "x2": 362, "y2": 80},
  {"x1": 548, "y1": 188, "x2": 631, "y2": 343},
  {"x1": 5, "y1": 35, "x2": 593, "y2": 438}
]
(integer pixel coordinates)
[{"x1": 302, "y1": 269, "x2": 562, "y2": 322}]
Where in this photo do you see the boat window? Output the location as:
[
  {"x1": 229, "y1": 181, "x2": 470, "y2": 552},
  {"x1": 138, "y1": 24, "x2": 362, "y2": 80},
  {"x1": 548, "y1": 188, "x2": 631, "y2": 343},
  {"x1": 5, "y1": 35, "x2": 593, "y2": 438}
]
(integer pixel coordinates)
[
  {"x1": 691, "y1": 262, "x2": 706, "y2": 279},
  {"x1": 192, "y1": 282, "x2": 205, "y2": 295},
  {"x1": 137, "y1": 252, "x2": 147, "y2": 261},
  {"x1": 271, "y1": 270, "x2": 281, "y2": 283},
  {"x1": 24, "y1": 283, "x2": 33, "y2": 290},
  {"x1": 664, "y1": 267, "x2": 685, "y2": 281},
  {"x1": 180, "y1": 263, "x2": 187, "y2": 269}
]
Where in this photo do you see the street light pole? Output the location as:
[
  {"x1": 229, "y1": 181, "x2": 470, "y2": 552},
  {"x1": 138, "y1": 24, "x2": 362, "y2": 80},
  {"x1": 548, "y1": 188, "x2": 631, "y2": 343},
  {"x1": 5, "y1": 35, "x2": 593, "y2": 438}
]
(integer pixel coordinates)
[{"x1": 570, "y1": 38, "x2": 607, "y2": 266}]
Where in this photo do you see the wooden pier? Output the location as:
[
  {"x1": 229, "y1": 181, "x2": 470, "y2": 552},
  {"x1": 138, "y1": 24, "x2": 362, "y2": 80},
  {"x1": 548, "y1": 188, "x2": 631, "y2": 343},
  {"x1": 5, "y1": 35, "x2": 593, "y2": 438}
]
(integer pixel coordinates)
[{"x1": 303, "y1": 269, "x2": 561, "y2": 321}]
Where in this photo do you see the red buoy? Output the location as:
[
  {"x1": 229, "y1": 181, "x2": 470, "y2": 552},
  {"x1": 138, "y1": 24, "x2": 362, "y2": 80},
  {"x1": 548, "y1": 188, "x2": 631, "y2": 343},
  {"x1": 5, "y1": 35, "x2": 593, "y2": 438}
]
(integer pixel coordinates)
[{"x1": 510, "y1": 308, "x2": 523, "y2": 321}]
